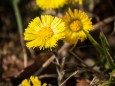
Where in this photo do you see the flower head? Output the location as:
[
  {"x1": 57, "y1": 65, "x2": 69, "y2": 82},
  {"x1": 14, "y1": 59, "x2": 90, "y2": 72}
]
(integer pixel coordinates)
[
  {"x1": 24, "y1": 15, "x2": 65, "y2": 50},
  {"x1": 36, "y1": 0, "x2": 66, "y2": 9},
  {"x1": 75, "y1": 0, "x2": 83, "y2": 5},
  {"x1": 62, "y1": 8, "x2": 93, "y2": 44},
  {"x1": 21, "y1": 76, "x2": 47, "y2": 86},
  {"x1": 67, "y1": 0, "x2": 83, "y2": 5},
  {"x1": 21, "y1": 79, "x2": 30, "y2": 86}
]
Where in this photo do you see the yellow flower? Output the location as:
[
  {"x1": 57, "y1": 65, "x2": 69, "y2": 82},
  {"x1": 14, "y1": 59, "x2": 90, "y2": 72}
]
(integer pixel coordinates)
[
  {"x1": 21, "y1": 79, "x2": 30, "y2": 86},
  {"x1": 30, "y1": 76, "x2": 41, "y2": 86},
  {"x1": 62, "y1": 8, "x2": 93, "y2": 44},
  {"x1": 24, "y1": 15, "x2": 65, "y2": 50},
  {"x1": 76, "y1": 0, "x2": 83, "y2": 5},
  {"x1": 21, "y1": 76, "x2": 47, "y2": 86},
  {"x1": 36, "y1": 0, "x2": 67, "y2": 9},
  {"x1": 68, "y1": 0, "x2": 83, "y2": 5}
]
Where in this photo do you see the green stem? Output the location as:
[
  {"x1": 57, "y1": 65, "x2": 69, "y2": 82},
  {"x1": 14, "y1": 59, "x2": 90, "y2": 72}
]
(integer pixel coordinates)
[
  {"x1": 12, "y1": 0, "x2": 23, "y2": 34},
  {"x1": 83, "y1": 29, "x2": 105, "y2": 68},
  {"x1": 83, "y1": 30, "x2": 102, "y2": 54},
  {"x1": 108, "y1": 74, "x2": 112, "y2": 86},
  {"x1": 11, "y1": 0, "x2": 27, "y2": 67},
  {"x1": 105, "y1": 48, "x2": 115, "y2": 69},
  {"x1": 83, "y1": 30, "x2": 115, "y2": 69},
  {"x1": 100, "y1": 32, "x2": 115, "y2": 69}
]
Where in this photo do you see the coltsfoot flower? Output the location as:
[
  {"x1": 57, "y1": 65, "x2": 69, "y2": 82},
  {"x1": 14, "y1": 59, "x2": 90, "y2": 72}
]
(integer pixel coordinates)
[
  {"x1": 76, "y1": 0, "x2": 83, "y2": 5},
  {"x1": 68, "y1": 0, "x2": 83, "y2": 5},
  {"x1": 21, "y1": 76, "x2": 47, "y2": 86},
  {"x1": 62, "y1": 8, "x2": 93, "y2": 44},
  {"x1": 36, "y1": 0, "x2": 67, "y2": 9},
  {"x1": 24, "y1": 15, "x2": 66, "y2": 50}
]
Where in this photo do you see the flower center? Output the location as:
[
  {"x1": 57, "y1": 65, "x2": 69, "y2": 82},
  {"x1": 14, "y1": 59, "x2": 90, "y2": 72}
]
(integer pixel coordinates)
[
  {"x1": 70, "y1": 20, "x2": 82, "y2": 32},
  {"x1": 38, "y1": 27, "x2": 53, "y2": 39}
]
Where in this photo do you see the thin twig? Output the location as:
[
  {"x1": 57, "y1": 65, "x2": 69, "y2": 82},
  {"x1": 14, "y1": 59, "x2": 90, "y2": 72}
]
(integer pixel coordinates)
[
  {"x1": 69, "y1": 39, "x2": 89, "y2": 67},
  {"x1": 69, "y1": 50, "x2": 89, "y2": 67},
  {"x1": 94, "y1": 16, "x2": 115, "y2": 30},
  {"x1": 33, "y1": 43, "x2": 70, "y2": 75},
  {"x1": 111, "y1": 18, "x2": 115, "y2": 36},
  {"x1": 60, "y1": 70, "x2": 79, "y2": 86},
  {"x1": 107, "y1": 0, "x2": 115, "y2": 14},
  {"x1": 54, "y1": 49, "x2": 66, "y2": 86},
  {"x1": 90, "y1": 76, "x2": 98, "y2": 86},
  {"x1": 52, "y1": 61, "x2": 61, "y2": 67},
  {"x1": 79, "y1": 67, "x2": 104, "y2": 79},
  {"x1": 64, "y1": 66, "x2": 104, "y2": 80},
  {"x1": 39, "y1": 74, "x2": 57, "y2": 79},
  {"x1": 61, "y1": 57, "x2": 66, "y2": 70},
  {"x1": 33, "y1": 55, "x2": 56, "y2": 76}
]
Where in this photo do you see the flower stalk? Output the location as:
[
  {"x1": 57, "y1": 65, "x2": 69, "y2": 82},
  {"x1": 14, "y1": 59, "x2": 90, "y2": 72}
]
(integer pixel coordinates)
[
  {"x1": 82, "y1": 29, "x2": 102, "y2": 53},
  {"x1": 11, "y1": 0, "x2": 27, "y2": 67},
  {"x1": 83, "y1": 29, "x2": 115, "y2": 69}
]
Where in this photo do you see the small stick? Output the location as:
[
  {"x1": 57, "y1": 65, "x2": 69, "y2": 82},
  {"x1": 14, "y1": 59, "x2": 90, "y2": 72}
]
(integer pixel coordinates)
[
  {"x1": 70, "y1": 50, "x2": 89, "y2": 67},
  {"x1": 34, "y1": 43, "x2": 70, "y2": 75},
  {"x1": 94, "y1": 16, "x2": 115, "y2": 30},
  {"x1": 39, "y1": 74, "x2": 57, "y2": 79},
  {"x1": 60, "y1": 70, "x2": 79, "y2": 86},
  {"x1": 61, "y1": 57, "x2": 66, "y2": 70},
  {"x1": 33, "y1": 55, "x2": 56, "y2": 76},
  {"x1": 90, "y1": 76, "x2": 98, "y2": 86}
]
